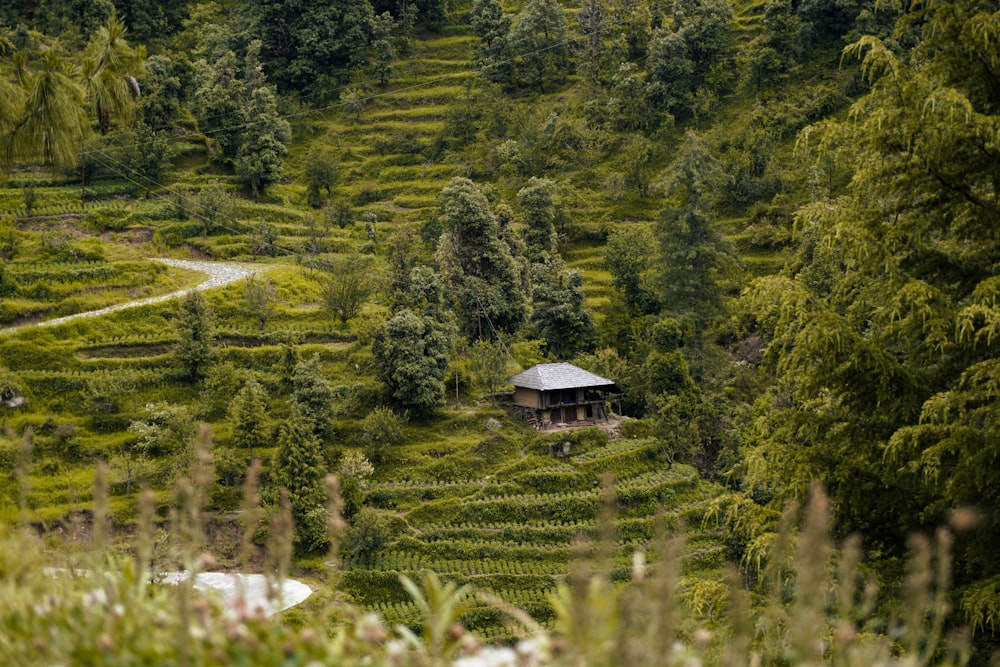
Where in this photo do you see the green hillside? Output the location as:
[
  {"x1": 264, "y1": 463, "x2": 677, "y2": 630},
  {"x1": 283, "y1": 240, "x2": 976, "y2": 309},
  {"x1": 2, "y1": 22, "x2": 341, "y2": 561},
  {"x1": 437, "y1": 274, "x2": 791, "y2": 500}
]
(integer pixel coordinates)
[{"x1": 2, "y1": 0, "x2": 1000, "y2": 661}]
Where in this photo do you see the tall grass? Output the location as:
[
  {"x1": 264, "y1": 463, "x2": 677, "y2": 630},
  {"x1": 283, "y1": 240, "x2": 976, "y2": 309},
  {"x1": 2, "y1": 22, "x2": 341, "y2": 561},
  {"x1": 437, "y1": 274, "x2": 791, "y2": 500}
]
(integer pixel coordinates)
[{"x1": 0, "y1": 450, "x2": 975, "y2": 666}]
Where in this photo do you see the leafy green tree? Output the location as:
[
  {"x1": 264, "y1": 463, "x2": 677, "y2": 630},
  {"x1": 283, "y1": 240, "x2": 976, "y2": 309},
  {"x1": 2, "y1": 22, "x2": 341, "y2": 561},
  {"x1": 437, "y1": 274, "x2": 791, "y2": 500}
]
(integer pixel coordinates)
[
  {"x1": 360, "y1": 405, "x2": 404, "y2": 464},
  {"x1": 193, "y1": 41, "x2": 289, "y2": 195},
  {"x1": 234, "y1": 86, "x2": 290, "y2": 197},
  {"x1": 325, "y1": 199, "x2": 354, "y2": 229},
  {"x1": 369, "y1": 11, "x2": 396, "y2": 86},
  {"x1": 372, "y1": 309, "x2": 451, "y2": 418},
  {"x1": 436, "y1": 177, "x2": 527, "y2": 339},
  {"x1": 645, "y1": 28, "x2": 695, "y2": 117},
  {"x1": 745, "y1": 0, "x2": 801, "y2": 90},
  {"x1": 194, "y1": 182, "x2": 234, "y2": 237},
  {"x1": 320, "y1": 253, "x2": 373, "y2": 323},
  {"x1": 243, "y1": 274, "x2": 278, "y2": 330},
  {"x1": 517, "y1": 177, "x2": 558, "y2": 259},
  {"x1": 337, "y1": 449, "x2": 374, "y2": 519},
  {"x1": 173, "y1": 290, "x2": 215, "y2": 384},
  {"x1": 509, "y1": 0, "x2": 568, "y2": 90},
  {"x1": 228, "y1": 378, "x2": 269, "y2": 461},
  {"x1": 115, "y1": 121, "x2": 169, "y2": 198},
  {"x1": 244, "y1": 0, "x2": 374, "y2": 94},
  {"x1": 115, "y1": 0, "x2": 187, "y2": 42},
  {"x1": 470, "y1": 0, "x2": 512, "y2": 83},
  {"x1": 192, "y1": 51, "x2": 243, "y2": 159},
  {"x1": 646, "y1": 0, "x2": 733, "y2": 118},
  {"x1": 137, "y1": 54, "x2": 183, "y2": 132},
  {"x1": 607, "y1": 62, "x2": 653, "y2": 132},
  {"x1": 129, "y1": 402, "x2": 196, "y2": 457},
  {"x1": 272, "y1": 408, "x2": 327, "y2": 549},
  {"x1": 291, "y1": 354, "x2": 336, "y2": 440},
  {"x1": 530, "y1": 257, "x2": 598, "y2": 359},
  {"x1": 342, "y1": 507, "x2": 391, "y2": 564},
  {"x1": 304, "y1": 150, "x2": 338, "y2": 208},
  {"x1": 605, "y1": 224, "x2": 657, "y2": 314}
]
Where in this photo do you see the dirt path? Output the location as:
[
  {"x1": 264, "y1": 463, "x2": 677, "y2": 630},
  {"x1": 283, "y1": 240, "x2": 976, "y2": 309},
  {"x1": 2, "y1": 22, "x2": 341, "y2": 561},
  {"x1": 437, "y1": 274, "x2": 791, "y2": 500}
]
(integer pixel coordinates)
[{"x1": 0, "y1": 259, "x2": 264, "y2": 336}]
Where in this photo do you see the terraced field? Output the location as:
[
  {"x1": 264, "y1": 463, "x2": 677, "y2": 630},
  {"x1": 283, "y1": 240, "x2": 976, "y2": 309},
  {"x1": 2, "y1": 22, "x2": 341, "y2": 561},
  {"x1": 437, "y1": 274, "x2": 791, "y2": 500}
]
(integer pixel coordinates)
[{"x1": 341, "y1": 429, "x2": 725, "y2": 639}]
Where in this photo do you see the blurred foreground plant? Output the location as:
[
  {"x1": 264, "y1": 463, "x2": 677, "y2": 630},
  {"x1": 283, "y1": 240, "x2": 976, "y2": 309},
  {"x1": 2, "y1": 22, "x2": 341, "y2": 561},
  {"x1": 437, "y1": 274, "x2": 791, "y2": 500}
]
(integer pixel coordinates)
[{"x1": 0, "y1": 450, "x2": 976, "y2": 666}]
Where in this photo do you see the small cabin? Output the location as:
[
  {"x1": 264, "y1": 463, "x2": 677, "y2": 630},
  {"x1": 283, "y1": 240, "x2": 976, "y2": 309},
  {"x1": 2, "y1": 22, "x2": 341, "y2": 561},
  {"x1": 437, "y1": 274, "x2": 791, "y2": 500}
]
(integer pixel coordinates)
[{"x1": 507, "y1": 362, "x2": 618, "y2": 429}]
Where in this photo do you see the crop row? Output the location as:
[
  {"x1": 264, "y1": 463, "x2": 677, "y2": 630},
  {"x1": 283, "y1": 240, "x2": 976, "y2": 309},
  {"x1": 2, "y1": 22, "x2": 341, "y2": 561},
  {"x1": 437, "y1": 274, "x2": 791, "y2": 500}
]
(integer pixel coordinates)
[
  {"x1": 8, "y1": 262, "x2": 143, "y2": 285},
  {"x1": 340, "y1": 569, "x2": 558, "y2": 605},
  {"x1": 570, "y1": 437, "x2": 659, "y2": 463},
  {"x1": 394, "y1": 536, "x2": 567, "y2": 561},
  {"x1": 412, "y1": 511, "x2": 696, "y2": 547},
  {"x1": 344, "y1": 553, "x2": 567, "y2": 579}
]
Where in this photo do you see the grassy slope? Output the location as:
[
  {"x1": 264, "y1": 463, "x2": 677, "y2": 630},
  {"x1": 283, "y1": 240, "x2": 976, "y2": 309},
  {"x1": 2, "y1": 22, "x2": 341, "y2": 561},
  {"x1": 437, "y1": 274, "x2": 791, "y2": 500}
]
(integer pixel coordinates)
[{"x1": 0, "y1": 0, "x2": 857, "y2": 637}]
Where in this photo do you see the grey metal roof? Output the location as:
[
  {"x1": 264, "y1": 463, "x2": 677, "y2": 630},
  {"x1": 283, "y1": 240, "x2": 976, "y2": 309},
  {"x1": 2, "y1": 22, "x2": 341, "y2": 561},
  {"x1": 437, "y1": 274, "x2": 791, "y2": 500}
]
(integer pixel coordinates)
[{"x1": 507, "y1": 363, "x2": 615, "y2": 391}]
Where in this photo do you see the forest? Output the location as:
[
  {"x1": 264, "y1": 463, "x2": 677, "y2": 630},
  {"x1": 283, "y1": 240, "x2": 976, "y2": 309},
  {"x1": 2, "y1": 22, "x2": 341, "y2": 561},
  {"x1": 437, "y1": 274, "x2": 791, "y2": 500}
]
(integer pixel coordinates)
[{"x1": 0, "y1": 0, "x2": 998, "y2": 664}]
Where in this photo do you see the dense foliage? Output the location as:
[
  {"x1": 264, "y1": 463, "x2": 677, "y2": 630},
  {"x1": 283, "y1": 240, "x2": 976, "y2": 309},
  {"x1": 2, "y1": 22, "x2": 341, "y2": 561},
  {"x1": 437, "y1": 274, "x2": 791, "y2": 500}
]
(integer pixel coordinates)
[{"x1": 1, "y1": 0, "x2": 999, "y2": 660}]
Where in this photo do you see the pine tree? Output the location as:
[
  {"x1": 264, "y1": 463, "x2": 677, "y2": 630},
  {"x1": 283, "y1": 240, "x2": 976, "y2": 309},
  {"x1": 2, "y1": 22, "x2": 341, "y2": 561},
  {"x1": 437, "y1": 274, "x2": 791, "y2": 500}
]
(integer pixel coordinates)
[
  {"x1": 517, "y1": 177, "x2": 558, "y2": 259},
  {"x1": 654, "y1": 131, "x2": 733, "y2": 329},
  {"x1": 228, "y1": 378, "x2": 269, "y2": 461},
  {"x1": 173, "y1": 291, "x2": 215, "y2": 384},
  {"x1": 272, "y1": 409, "x2": 327, "y2": 548},
  {"x1": 291, "y1": 354, "x2": 335, "y2": 440}
]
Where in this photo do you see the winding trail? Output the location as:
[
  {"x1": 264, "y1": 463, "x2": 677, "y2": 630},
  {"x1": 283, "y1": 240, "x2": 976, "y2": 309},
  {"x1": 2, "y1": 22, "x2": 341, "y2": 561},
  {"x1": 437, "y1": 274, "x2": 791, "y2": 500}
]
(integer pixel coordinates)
[{"x1": 0, "y1": 259, "x2": 263, "y2": 336}]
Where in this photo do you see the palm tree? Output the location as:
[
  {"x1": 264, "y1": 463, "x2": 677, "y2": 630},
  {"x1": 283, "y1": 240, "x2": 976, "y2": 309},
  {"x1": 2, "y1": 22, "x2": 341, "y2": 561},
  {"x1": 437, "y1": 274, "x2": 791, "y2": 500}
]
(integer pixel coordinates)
[
  {"x1": 79, "y1": 14, "x2": 143, "y2": 135},
  {"x1": 0, "y1": 32, "x2": 26, "y2": 168},
  {"x1": 8, "y1": 50, "x2": 88, "y2": 167}
]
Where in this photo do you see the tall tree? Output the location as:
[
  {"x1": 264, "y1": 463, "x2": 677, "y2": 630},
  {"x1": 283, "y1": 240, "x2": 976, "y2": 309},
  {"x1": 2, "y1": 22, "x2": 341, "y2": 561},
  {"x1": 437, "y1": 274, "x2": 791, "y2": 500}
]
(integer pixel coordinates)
[
  {"x1": 272, "y1": 408, "x2": 327, "y2": 548},
  {"x1": 654, "y1": 131, "x2": 733, "y2": 328},
  {"x1": 374, "y1": 266, "x2": 453, "y2": 417},
  {"x1": 738, "y1": 0, "x2": 1000, "y2": 625},
  {"x1": 243, "y1": 0, "x2": 374, "y2": 94},
  {"x1": 605, "y1": 224, "x2": 657, "y2": 314},
  {"x1": 234, "y1": 85, "x2": 290, "y2": 197},
  {"x1": 509, "y1": 0, "x2": 568, "y2": 90},
  {"x1": 291, "y1": 354, "x2": 336, "y2": 441},
  {"x1": 173, "y1": 290, "x2": 216, "y2": 384},
  {"x1": 645, "y1": 0, "x2": 733, "y2": 118},
  {"x1": 78, "y1": 13, "x2": 143, "y2": 136},
  {"x1": 517, "y1": 177, "x2": 558, "y2": 259},
  {"x1": 228, "y1": 378, "x2": 269, "y2": 461},
  {"x1": 470, "y1": 0, "x2": 512, "y2": 83},
  {"x1": 193, "y1": 41, "x2": 290, "y2": 195},
  {"x1": 436, "y1": 177, "x2": 528, "y2": 340},
  {"x1": 373, "y1": 308, "x2": 451, "y2": 418},
  {"x1": 369, "y1": 11, "x2": 396, "y2": 87},
  {"x1": 530, "y1": 257, "x2": 598, "y2": 359},
  {"x1": 7, "y1": 51, "x2": 88, "y2": 168}
]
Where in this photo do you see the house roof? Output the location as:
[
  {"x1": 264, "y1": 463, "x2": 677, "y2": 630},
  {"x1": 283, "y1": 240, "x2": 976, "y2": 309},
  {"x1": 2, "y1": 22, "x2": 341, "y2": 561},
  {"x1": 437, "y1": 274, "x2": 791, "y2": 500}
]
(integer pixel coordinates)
[{"x1": 507, "y1": 363, "x2": 615, "y2": 391}]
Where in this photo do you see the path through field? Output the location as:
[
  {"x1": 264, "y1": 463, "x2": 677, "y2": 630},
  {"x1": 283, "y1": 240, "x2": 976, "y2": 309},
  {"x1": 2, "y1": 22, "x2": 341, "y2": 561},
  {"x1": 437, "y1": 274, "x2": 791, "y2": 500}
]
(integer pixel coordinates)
[{"x1": 0, "y1": 259, "x2": 263, "y2": 336}]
